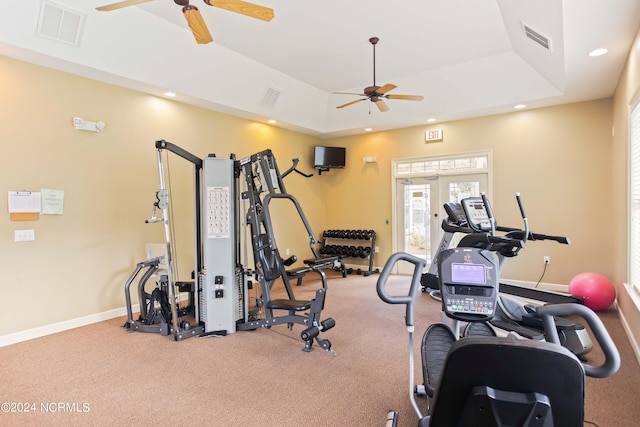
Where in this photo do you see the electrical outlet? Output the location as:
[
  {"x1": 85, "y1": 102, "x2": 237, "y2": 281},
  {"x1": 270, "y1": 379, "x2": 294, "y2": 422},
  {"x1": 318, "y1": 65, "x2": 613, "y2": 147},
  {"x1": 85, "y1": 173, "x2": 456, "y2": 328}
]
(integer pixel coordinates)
[
  {"x1": 14, "y1": 229, "x2": 35, "y2": 242},
  {"x1": 375, "y1": 246, "x2": 379, "y2": 253},
  {"x1": 543, "y1": 256, "x2": 550, "y2": 265}
]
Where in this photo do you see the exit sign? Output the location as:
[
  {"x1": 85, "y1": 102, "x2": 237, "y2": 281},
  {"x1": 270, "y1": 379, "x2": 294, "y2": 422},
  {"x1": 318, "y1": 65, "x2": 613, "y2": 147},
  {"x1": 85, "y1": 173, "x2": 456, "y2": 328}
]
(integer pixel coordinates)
[{"x1": 425, "y1": 129, "x2": 443, "y2": 142}]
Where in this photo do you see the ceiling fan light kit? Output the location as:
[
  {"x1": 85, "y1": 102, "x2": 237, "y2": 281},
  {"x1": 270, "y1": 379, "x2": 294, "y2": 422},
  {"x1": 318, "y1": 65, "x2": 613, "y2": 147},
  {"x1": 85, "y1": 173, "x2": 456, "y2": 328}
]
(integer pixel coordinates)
[{"x1": 334, "y1": 37, "x2": 424, "y2": 112}]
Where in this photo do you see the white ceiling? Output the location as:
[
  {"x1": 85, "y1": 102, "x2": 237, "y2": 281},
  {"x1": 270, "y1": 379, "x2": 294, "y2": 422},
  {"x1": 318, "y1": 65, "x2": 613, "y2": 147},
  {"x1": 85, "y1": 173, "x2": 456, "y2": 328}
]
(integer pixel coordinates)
[{"x1": 1, "y1": 0, "x2": 639, "y2": 138}]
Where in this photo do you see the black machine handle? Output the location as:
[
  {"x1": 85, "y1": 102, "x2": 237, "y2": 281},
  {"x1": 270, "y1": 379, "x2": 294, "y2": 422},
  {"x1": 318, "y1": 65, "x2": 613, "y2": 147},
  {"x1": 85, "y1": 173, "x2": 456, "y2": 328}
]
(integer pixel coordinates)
[
  {"x1": 281, "y1": 158, "x2": 313, "y2": 179},
  {"x1": 486, "y1": 234, "x2": 524, "y2": 249},
  {"x1": 481, "y1": 193, "x2": 496, "y2": 235},
  {"x1": 537, "y1": 303, "x2": 620, "y2": 378},
  {"x1": 514, "y1": 192, "x2": 530, "y2": 242},
  {"x1": 376, "y1": 252, "x2": 426, "y2": 328},
  {"x1": 515, "y1": 192, "x2": 527, "y2": 218},
  {"x1": 503, "y1": 229, "x2": 571, "y2": 245}
]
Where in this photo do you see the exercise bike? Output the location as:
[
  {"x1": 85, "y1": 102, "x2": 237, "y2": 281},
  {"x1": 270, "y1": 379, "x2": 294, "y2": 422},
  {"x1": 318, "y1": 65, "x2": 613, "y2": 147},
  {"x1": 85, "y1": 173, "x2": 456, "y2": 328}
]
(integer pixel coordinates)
[
  {"x1": 422, "y1": 194, "x2": 593, "y2": 357},
  {"x1": 378, "y1": 249, "x2": 620, "y2": 427}
]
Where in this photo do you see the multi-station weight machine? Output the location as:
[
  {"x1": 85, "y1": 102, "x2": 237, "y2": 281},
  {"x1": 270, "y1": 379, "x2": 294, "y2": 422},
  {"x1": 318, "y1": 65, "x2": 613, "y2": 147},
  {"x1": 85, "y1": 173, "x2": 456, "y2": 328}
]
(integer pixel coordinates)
[{"x1": 123, "y1": 140, "x2": 337, "y2": 353}]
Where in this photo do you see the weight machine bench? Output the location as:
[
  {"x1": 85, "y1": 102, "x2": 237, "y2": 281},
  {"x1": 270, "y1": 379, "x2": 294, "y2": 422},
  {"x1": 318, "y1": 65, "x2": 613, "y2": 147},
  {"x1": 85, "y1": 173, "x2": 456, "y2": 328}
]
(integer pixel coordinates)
[{"x1": 286, "y1": 255, "x2": 346, "y2": 287}]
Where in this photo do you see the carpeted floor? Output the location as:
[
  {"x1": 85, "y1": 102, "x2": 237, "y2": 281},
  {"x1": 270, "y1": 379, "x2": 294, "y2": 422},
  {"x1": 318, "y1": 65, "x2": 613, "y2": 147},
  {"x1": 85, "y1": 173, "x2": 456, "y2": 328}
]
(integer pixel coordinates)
[{"x1": 1, "y1": 271, "x2": 639, "y2": 426}]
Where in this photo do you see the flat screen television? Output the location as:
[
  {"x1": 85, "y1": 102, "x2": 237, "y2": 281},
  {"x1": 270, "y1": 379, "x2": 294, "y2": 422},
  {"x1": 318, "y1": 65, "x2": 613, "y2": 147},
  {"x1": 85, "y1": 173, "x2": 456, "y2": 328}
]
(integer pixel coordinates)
[{"x1": 314, "y1": 146, "x2": 346, "y2": 170}]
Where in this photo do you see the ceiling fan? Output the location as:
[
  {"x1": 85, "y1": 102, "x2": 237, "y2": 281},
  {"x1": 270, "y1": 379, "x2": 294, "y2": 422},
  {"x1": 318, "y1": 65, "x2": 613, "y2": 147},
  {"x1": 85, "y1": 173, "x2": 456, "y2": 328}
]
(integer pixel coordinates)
[
  {"x1": 96, "y1": 0, "x2": 274, "y2": 44},
  {"x1": 335, "y1": 37, "x2": 424, "y2": 112}
]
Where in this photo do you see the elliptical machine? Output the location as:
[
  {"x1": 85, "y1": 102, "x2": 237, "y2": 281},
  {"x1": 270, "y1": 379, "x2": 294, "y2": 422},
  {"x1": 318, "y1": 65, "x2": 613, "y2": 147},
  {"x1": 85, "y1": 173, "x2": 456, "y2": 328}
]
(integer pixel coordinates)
[
  {"x1": 377, "y1": 250, "x2": 620, "y2": 427},
  {"x1": 421, "y1": 193, "x2": 593, "y2": 357}
]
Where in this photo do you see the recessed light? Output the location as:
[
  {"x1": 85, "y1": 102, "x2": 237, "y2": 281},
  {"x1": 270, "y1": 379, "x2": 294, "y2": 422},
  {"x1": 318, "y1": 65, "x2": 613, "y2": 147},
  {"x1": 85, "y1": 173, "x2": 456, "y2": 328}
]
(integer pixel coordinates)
[
  {"x1": 427, "y1": 118, "x2": 437, "y2": 123},
  {"x1": 589, "y1": 48, "x2": 608, "y2": 57},
  {"x1": 364, "y1": 127, "x2": 373, "y2": 132},
  {"x1": 163, "y1": 92, "x2": 176, "y2": 97},
  {"x1": 514, "y1": 104, "x2": 526, "y2": 109},
  {"x1": 267, "y1": 119, "x2": 277, "y2": 124}
]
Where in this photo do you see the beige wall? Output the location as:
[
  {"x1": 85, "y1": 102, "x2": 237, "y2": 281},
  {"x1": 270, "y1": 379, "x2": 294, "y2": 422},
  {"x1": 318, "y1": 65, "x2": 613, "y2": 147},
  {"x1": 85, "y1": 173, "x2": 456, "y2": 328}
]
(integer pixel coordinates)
[
  {"x1": 0, "y1": 55, "x2": 324, "y2": 336},
  {"x1": 0, "y1": 49, "x2": 632, "y2": 345},
  {"x1": 326, "y1": 100, "x2": 613, "y2": 285},
  {"x1": 612, "y1": 28, "x2": 640, "y2": 352}
]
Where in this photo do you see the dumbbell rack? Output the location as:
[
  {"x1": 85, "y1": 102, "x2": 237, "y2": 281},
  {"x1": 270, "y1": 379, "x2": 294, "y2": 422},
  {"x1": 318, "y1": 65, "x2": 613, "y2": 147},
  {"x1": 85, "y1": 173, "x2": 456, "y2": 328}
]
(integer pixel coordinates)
[{"x1": 319, "y1": 229, "x2": 379, "y2": 276}]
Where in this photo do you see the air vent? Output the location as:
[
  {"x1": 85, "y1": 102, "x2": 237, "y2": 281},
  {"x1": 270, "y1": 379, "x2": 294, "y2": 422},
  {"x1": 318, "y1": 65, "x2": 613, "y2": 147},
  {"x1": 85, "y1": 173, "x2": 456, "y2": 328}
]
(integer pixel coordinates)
[
  {"x1": 37, "y1": 1, "x2": 85, "y2": 46},
  {"x1": 521, "y1": 22, "x2": 551, "y2": 51},
  {"x1": 259, "y1": 87, "x2": 281, "y2": 108}
]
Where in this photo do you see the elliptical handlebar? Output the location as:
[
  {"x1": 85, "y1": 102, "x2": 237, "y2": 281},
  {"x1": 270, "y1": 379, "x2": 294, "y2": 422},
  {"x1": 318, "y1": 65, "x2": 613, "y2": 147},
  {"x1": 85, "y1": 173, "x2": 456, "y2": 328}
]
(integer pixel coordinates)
[
  {"x1": 486, "y1": 234, "x2": 525, "y2": 249},
  {"x1": 481, "y1": 193, "x2": 497, "y2": 235},
  {"x1": 537, "y1": 303, "x2": 620, "y2": 378},
  {"x1": 376, "y1": 252, "x2": 426, "y2": 329},
  {"x1": 499, "y1": 228, "x2": 570, "y2": 245},
  {"x1": 515, "y1": 192, "x2": 531, "y2": 242}
]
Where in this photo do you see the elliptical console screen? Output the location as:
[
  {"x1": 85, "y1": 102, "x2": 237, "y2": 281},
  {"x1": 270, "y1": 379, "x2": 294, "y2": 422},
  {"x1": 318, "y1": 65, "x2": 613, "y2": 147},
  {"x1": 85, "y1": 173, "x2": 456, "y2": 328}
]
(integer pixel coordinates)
[
  {"x1": 451, "y1": 262, "x2": 486, "y2": 284},
  {"x1": 438, "y1": 248, "x2": 499, "y2": 321}
]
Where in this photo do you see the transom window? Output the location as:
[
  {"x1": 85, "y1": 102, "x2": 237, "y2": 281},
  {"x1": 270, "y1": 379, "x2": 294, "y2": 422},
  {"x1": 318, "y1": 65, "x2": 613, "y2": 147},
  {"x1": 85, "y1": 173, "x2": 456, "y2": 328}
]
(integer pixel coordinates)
[{"x1": 395, "y1": 153, "x2": 489, "y2": 176}]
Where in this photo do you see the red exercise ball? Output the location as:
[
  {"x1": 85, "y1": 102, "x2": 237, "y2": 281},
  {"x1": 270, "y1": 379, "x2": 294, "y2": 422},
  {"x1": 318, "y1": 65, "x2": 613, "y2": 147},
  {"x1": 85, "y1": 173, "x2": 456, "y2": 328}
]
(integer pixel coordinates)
[{"x1": 568, "y1": 272, "x2": 616, "y2": 311}]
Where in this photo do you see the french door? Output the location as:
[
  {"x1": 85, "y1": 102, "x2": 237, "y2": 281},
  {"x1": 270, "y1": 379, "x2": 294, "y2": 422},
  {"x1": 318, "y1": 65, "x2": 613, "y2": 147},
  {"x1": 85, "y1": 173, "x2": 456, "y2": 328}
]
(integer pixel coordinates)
[{"x1": 394, "y1": 172, "x2": 488, "y2": 274}]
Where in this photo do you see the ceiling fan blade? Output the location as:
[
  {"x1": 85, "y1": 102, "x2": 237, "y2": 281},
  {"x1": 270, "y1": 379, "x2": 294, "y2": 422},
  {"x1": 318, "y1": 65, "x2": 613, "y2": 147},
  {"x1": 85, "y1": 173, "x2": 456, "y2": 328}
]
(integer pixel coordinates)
[
  {"x1": 337, "y1": 99, "x2": 366, "y2": 109},
  {"x1": 385, "y1": 94, "x2": 424, "y2": 101},
  {"x1": 204, "y1": 0, "x2": 274, "y2": 22},
  {"x1": 333, "y1": 92, "x2": 367, "y2": 96},
  {"x1": 182, "y1": 6, "x2": 214, "y2": 44},
  {"x1": 96, "y1": 0, "x2": 154, "y2": 11},
  {"x1": 375, "y1": 99, "x2": 390, "y2": 112},
  {"x1": 376, "y1": 83, "x2": 397, "y2": 95}
]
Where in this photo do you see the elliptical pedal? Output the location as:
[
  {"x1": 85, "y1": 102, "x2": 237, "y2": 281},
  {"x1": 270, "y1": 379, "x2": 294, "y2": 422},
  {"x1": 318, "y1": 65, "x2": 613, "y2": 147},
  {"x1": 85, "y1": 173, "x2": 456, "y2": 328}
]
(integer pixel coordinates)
[
  {"x1": 463, "y1": 321, "x2": 497, "y2": 337},
  {"x1": 421, "y1": 324, "x2": 456, "y2": 399}
]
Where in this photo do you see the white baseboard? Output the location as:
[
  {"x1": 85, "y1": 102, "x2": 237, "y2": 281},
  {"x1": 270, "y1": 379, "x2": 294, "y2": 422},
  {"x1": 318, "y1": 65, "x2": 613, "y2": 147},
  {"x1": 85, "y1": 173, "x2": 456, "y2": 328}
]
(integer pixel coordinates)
[
  {"x1": 0, "y1": 304, "x2": 139, "y2": 348},
  {"x1": 615, "y1": 292, "x2": 640, "y2": 366}
]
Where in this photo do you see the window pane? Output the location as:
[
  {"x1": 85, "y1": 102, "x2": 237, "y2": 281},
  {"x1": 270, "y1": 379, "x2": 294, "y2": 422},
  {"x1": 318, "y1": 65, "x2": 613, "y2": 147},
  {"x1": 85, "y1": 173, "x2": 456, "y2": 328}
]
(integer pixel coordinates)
[
  {"x1": 424, "y1": 161, "x2": 439, "y2": 172},
  {"x1": 397, "y1": 163, "x2": 411, "y2": 174},
  {"x1": 411, "y1": 162, "x2": 426, "y2": 173},
  {"x1": 439, "y1": 160, "x2": 454, "y2": 170},
  {"x1": 454, "y1": 158, "x2": 472, "y2": 169},
  {"x1": 449, "y1": 181, "x2": 480, "y2": 202}
]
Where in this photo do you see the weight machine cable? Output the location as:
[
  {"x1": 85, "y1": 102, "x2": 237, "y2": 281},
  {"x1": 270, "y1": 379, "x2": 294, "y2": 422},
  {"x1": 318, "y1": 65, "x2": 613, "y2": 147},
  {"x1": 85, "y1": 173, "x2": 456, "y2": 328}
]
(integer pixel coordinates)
[{"x1": 163, "y1": 150, "x2": 181, "y2": 307}]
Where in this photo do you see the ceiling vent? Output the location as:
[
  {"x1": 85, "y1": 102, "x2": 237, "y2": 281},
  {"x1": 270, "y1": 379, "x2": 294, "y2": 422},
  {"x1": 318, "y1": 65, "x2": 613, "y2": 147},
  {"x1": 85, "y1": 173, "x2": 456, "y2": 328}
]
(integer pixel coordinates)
[
  {"x1": 521, "y1": 21, "x2": 552, "y2": 51},
  {"x1": 37, "y1": 1, "x2": 85, "y2": 46},
  {"x1": 259, "y1": 86, "x2": 281, "y2": 108}
]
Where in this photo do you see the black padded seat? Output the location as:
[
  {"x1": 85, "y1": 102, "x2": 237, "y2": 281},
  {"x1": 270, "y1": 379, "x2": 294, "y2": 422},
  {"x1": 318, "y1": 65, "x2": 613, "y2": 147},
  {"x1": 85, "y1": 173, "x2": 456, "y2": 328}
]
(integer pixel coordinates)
[
  {"x1": 424, "y1": 336, "x2": 585, "y2": 427},
  {"x1": 266, "y1": 299, "x2": 312, "y2": 311}
]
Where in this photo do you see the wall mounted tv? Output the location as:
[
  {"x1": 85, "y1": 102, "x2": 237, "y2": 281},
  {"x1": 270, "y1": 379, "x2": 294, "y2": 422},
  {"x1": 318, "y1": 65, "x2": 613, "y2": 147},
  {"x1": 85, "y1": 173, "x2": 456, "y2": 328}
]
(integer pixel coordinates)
[{"x1": 314, "y1": 146, "x2": 346, "y2": 174}]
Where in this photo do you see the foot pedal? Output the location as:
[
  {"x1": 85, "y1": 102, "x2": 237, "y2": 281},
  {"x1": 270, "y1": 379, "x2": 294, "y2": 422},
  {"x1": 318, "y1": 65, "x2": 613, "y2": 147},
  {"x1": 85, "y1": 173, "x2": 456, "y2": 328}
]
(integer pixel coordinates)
[
  {"x1": 421, "y1": 324, "x2": 456, "y2": 398},
  {"x1": 464, "y1": 322, "x2": 496, "y2": 337}
]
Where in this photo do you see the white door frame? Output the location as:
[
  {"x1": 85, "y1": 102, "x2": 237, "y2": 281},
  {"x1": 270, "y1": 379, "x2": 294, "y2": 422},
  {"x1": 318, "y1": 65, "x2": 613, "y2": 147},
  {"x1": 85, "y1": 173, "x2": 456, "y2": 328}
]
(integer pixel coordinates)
[{"x1": 391, "y1": 151, "x2": 493, "y2": 273}]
